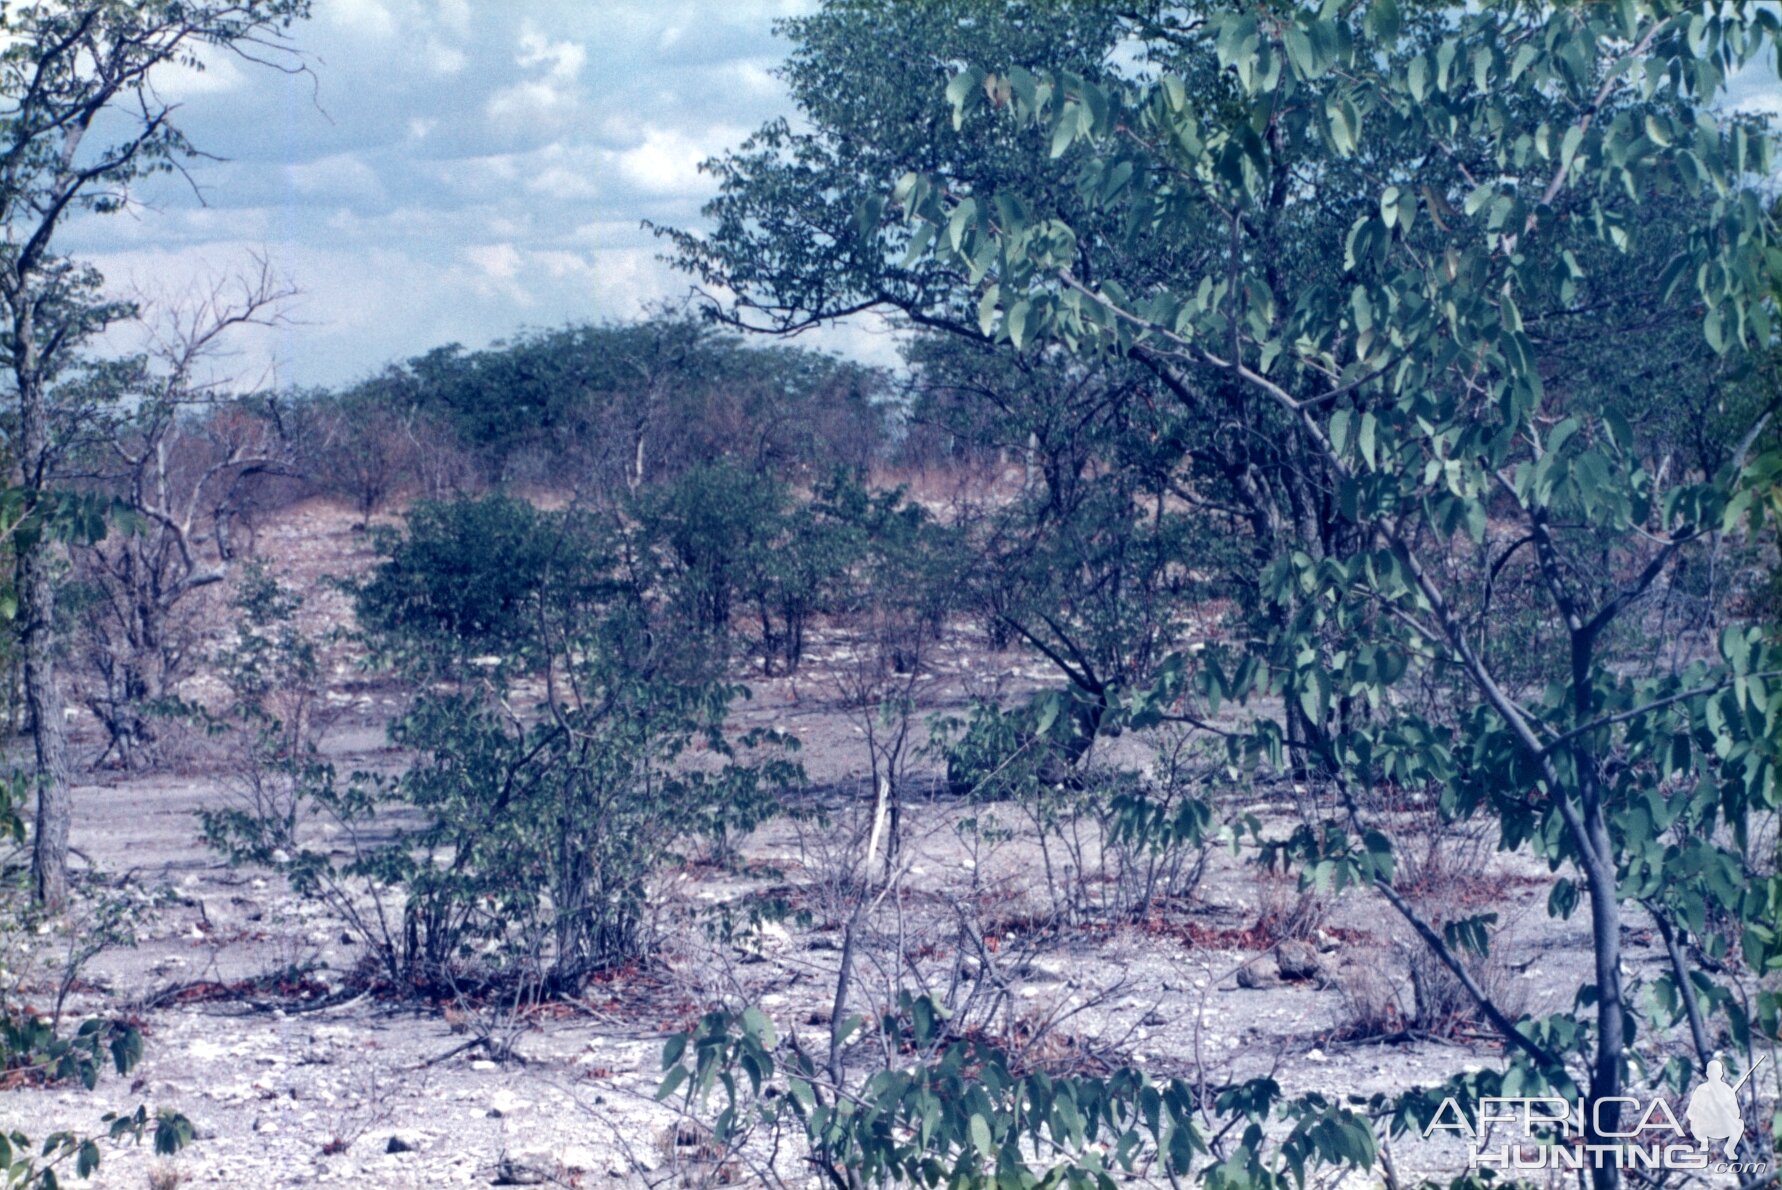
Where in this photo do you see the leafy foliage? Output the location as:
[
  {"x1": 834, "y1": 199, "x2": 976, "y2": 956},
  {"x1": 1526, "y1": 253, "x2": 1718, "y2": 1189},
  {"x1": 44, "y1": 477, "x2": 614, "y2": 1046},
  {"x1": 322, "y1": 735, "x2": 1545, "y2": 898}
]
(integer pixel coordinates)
[
  {"x1": 333, "y1": 317, "x2": 891, "y2": 490},
  {"x1": 659, "y1": 992, "x2": 1376, "y2": 1190},
  {"x1": 208, "y1": 501, "x2": 801, "y2": 995},
  {"x1": 659, "y1": 1, "x2": 1782, "y2": 1186},
  {"x1": 897, "y1": 0, "x2": 1782, "y2": 1180}
]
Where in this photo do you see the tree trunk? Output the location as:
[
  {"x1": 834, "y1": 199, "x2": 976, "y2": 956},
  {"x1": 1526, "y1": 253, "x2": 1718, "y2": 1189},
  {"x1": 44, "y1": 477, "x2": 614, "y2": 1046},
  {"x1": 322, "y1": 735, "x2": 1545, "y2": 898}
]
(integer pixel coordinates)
[
  {"x1": 1583, "y1": 829, "x2": 1625, "y2": 1190},
  {"x1": 1572, "y1": 629, "x2": 1624, "y2": 1190},
  {"x1": 22, "y1": 503, "x2": 72, "y2": 909},
  {"x1": 17, "y1": 311, "x2": 73, "y2": 908}
]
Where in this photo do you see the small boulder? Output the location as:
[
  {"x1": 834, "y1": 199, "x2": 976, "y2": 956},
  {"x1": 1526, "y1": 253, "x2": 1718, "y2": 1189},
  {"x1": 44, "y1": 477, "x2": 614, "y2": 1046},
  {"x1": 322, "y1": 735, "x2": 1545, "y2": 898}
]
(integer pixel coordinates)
[
  {"x1": 384, "y1": 1133, "x2": 422, "y2": 1154},
  {"x1": 1236, "y1": 958, "x2": 1282, "y2": 989},
  {"x1": 1275, "y1": 940, "x2": 1323, "y2": 981}
]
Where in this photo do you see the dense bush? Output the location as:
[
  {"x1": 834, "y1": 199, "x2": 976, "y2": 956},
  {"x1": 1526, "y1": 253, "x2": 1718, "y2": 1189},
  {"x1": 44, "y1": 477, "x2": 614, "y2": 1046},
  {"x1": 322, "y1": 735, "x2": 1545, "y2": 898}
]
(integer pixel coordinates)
[
  {"x1": 348, "y1": 494, "x2": 594, "y2": 674},
  {"x1": 207, "y1": 499, "x2": 799, "y2": 996},
  {"x1": 633, "y1": 462, "x2": 786, "y2": 654}
]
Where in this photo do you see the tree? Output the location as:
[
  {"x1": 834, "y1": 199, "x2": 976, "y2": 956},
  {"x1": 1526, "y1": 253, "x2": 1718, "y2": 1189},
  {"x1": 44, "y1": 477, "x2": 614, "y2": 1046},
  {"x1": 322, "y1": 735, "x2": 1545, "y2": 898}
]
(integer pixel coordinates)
[
  {"x1": 657, "y1": 1, "x2": 1780, "y2": 1185},
  {"x1": 902, "y1": 3, "x2": 1779, "y2": 1186},
  {"x1": 0, "y1": 0, "x2": 312, "y2": 907},
  {"x1": 665, "y1": 1, "x2": 1757, "y2": 784},
  {"x1": 68, "y1": 265, "x2": 296, "y2": 768},
  {"x1": 342, "y1": 317, "x2": 893, "y2": 495}
]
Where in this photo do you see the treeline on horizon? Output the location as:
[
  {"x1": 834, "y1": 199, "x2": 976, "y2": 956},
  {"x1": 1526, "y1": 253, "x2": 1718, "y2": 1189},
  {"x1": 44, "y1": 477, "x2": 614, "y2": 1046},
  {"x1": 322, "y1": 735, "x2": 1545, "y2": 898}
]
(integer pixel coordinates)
[{"x1": 267, "y1": 314, "x2": 1029, "y2": 515}]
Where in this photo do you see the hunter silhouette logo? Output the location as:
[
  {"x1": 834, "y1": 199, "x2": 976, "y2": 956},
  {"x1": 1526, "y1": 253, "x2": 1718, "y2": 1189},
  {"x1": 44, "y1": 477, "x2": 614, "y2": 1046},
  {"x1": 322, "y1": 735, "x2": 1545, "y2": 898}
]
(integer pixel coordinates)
[
  {"x1": 1685, "y1": 1056, "x2": 1761, "y2": 1160},
  {"x1": 1425, "y1": 1054, "x2": 1770, "y2": 1175}
]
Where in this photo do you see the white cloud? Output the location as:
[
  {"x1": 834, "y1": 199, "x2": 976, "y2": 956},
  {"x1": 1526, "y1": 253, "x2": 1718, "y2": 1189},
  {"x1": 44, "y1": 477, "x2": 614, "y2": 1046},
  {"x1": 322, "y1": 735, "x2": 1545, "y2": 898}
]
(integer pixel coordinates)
[
  {"x1": 527, "y1": 164, "x2": 601, "y2": 201},
  {"x1": 517, "y1": 23, "x2": 586, "y2": 83},
  {"x1": 487, "y1": 22, "x2": 587, "y2": 128},
  {"x1": 611, "y1": 126, "x2": 733, "y2": 196},
  {"x1": 284, "y1": 153, "x2": 386, "y2": 202},
  {"x1": 423, "y1": 39, "x2": 468, "y2": 75},
  {"x1": 320, "y1": 0, "x2": 398, "y2": 40},
  {"x1": 464, "y1": 241, "x2": 522, "y2": 280},
  {"x1": 63, "y1": 2, "x2": 833, "y2": 386},
  {"x1": 436, "y1": 0, "x2": 472, "y2": 37}
]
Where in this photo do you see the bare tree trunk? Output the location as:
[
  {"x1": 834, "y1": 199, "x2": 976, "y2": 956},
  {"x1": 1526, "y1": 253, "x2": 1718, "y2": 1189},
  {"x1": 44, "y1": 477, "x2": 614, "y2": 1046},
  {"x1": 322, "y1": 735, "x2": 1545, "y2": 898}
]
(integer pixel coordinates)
[
  {"x1": 22, "y1": 542, "x2": 71, "y2": 908},
  {"x1": 1584, "y1": 831, "x2": 1625, "y2": 1190},
  {"x1": 17, "y1": 325, "x2": 72, "y2": 906}
]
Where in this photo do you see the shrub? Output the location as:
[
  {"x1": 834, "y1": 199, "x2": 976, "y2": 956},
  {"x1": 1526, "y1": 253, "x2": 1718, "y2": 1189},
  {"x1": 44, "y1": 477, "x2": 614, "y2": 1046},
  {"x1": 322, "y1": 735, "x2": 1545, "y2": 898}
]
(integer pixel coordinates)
[
  {"x1": 209, "y1": 498, "x2": 799, "y2": 996},
  {"x1": 349, "y1": 494, "x2": 597, "y2": 676},
  {"x1": 634, "y1": 460, "x2": 785, "y2": 652},
  {"x1": 936, "y1": 699, "x2": 1218, "y2": 923}
]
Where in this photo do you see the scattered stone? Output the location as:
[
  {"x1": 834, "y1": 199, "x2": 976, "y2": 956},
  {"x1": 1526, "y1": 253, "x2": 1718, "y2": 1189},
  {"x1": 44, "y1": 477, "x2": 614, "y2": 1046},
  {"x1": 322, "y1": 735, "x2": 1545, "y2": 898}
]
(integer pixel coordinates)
[
  {"x1": 489, "y1": 1090, "x2": 527, "y2": 1116},
  {"x1": 1236, "y1": 958, "x2": 1282, "y2": 989},
  {"x1": 1276, "y1": 940, "x2": 1323, "y2": 981},
  {"x1": 490, "y1": 1158, "x2": 547, "y2": 1185}
]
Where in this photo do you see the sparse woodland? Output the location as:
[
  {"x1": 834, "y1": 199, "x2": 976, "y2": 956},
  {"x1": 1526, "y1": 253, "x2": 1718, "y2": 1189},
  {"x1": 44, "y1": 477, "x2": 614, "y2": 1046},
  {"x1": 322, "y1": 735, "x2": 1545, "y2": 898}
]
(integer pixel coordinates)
[{"x1": 0, "y1": 3, "x2": 1779, "y2": 1190}]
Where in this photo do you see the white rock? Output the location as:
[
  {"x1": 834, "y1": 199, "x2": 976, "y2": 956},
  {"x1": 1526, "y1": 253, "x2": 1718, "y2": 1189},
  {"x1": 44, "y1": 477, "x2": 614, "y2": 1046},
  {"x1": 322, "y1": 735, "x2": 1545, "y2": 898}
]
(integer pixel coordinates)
[
  {"x1": 488, "y1": 1088, "x2": 528, "y2": 1115},
  {"x1": 559, "y1": 1145, "x2": 599, "y2": 1170}
]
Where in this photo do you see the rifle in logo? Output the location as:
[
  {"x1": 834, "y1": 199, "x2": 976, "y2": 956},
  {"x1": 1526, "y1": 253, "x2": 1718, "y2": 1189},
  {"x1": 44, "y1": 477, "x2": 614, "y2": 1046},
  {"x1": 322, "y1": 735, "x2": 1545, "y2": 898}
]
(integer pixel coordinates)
[{"x1": 1686, "y1": 1054, "x2": 1767, "y2": 1159}]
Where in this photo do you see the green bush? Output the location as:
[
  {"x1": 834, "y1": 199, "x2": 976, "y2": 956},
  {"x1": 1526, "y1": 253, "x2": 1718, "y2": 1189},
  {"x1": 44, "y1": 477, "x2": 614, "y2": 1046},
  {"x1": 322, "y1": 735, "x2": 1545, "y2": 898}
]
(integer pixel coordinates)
[
  {"x1": 209, "y1": 499, "x2": 799, "y2": 996},
  {"x1": 349, "y1": 494, "x2": 577, "y2": 673}
]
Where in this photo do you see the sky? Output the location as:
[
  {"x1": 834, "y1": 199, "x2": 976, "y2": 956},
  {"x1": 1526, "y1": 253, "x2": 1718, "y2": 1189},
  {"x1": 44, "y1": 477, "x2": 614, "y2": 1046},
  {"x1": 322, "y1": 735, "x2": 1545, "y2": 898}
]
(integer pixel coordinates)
[
  {"x1": 57, "y1": 2, "x2": 1782, "y2": 394},
  {"x1": 62, "y1": 0, "x2": 903, "y2": 392}
]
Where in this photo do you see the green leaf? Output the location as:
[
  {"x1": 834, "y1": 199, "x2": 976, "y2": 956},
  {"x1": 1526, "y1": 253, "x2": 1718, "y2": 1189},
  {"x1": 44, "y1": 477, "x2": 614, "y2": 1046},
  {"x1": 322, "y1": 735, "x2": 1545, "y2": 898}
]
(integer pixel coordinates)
[
  {"x1": 945, "y1": 67, "x2": 985, "y2": 129},
  {"x1": 656, "y1": 1066, "x2": 690, "y2": 1101},
  {"x1": 970, "y1": 1111, "x2": 993, "y2": 1156},
  {"x1": 1284, "y1": 27, "x2": 1316, "y2": 79},
  {"x1": 1050, "y1": 112, "x2": 1077, "y2": 159},
  {"x1": 947, "y1": 197, "x2": 976, "y2": 253},
  {"x1": 741, "y1": 1006, "x2": 776, "y2": 1046},
  {"x1": 1007, "y1": 300, "x2": 1031, "y2": 350},
  {"x1": 1560, "y1": 124, "x2": 1585, "y2": 178},
  {"x1": 1367, "y1": 0, "x2": 1401, "y2": 40},
  {"x1": 1326, "y1": 93, "x2": 1360, "y2": 155}
]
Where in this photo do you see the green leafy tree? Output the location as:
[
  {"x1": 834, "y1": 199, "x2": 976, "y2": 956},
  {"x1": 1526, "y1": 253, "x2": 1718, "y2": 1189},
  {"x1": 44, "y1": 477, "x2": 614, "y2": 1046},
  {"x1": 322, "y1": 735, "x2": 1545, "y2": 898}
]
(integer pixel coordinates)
[
  {"x1": 342, "y1": 317, "x2": 891, "y2": 492},
  {"x1": 897, "y1": 3, "x2": 1781, "y2": 1186},
  {"x1": 667, "y1": 0, "x2": 1758, "y2": 783}
]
